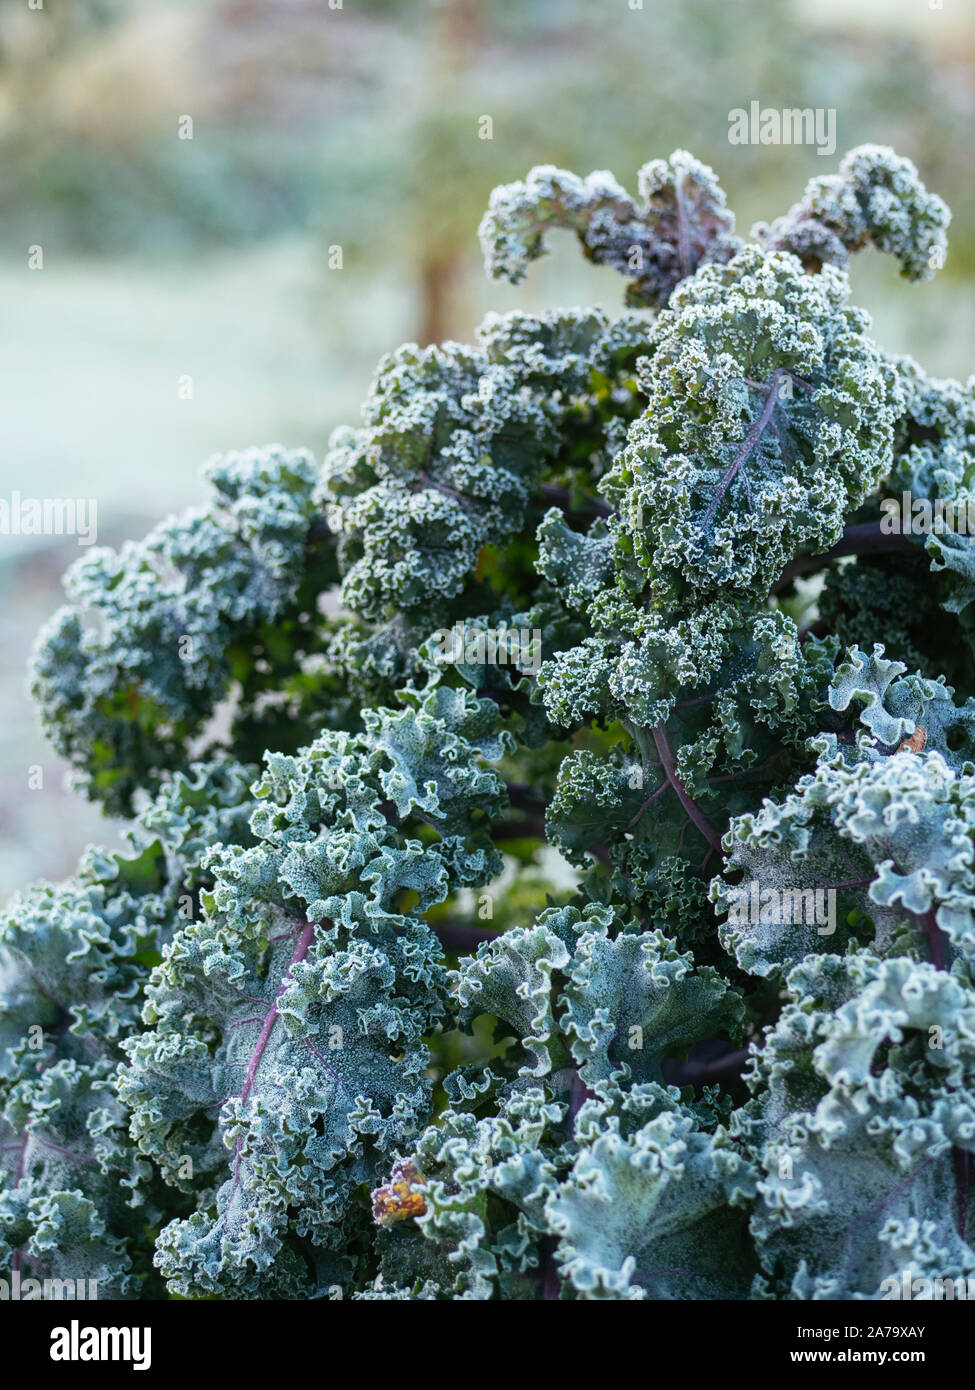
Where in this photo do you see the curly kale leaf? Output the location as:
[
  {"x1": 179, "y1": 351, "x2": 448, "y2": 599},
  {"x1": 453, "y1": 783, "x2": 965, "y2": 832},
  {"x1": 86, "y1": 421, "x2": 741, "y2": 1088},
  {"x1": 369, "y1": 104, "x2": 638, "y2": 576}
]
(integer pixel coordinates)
[
  {"x1": 756, "y1": 144, "x2": 950, "y2": 281},
  {"x1": 815, "y1": 359, "x2": 975, "y2": 685},
  {"x1": 479, "y1": 150, "x2": 740, "y2": 309},
  {"x1": 367, "y1": 1077, "x2": 756, "y2": 1301},
  {"x1": 739, "y1": 953, "x2": 975, "y2": 1299},
  {"x1": 321, "y1": 309, "x2": 648, "y2": 628},
  {"x1": 715, "y1": 646, "x2": 975, "y2": 977},
  {"x1": 31, "y1": 447, "x2": 335, "y2": 815},
  {"x1": 118, "y1": 682, "x2": 514, "y2": 1297},
  {"x1": 541, "y1": 610, "x2": 835, "y2": 908},
  {"x1": 449, "y1": 902, "x2": 741, "y2": 1088},
  {"x1": 603, "y1": 245, "x2": 903, "y2": 615},
  {"x1": 548, "y1": 1080, "x2": 757, "y2": 1300},
  {"x1": 363, "y1": 904, "x2": 752, "y2": 1300},
  {"x1": 0, "y1": 812, "x2": 216, "y2": 1297}
]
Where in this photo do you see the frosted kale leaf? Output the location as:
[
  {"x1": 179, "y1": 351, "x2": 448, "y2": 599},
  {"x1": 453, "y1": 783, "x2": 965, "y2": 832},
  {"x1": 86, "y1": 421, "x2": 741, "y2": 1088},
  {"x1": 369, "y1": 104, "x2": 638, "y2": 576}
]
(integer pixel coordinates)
[
  {"x1": 0, "y1": 1064, "x2": 149, "y2": 1299},
  {"x1": 547, "y1": 1080, "x2": 757, "y2": 1299},
  {"x1": 118, "y1": 680, "x2": 514, "y2": 1297},
  {"x1": 0, "y1": 824, "x2": 202, "y2": 1297},
  {"x1": 817, "y1": 360, "x2": 975, "y2": 682},
  {"x1": 369, "y1": 1081, "x2": 757, "y2": 1301},
  {"x1": 603, "y1": 245, "x2": 902, "y2": 615},
  {"x1": 756, "y1": 144, "x2": 950, "y2": 281},
  {"x1": 367, "y1": 1086, "x2": 567, "y2": 1300},
  {"x1": 31, "y1": 447, "x2": 334, "y2": 815},
  {"x1": 479, "y1": 150, "x2": 740, "y2": 309},
  {"x1": 827, "y1": 643, "x2": 975, "y2": 761},
  {"x1": 715, "y1": 647, "x2": 975, "y2": 977},
  {"x1": 449, "y1": 902, "x2": 742, "y2": 1088},
  {"x1": 364, "y1": 901, "x2": 751, "y2": 1299},
  {"x1": 452, "y1": 921, "x2": 572, "y2": 1081},
  {"x1": 558, "y1": 919, "x2": 743, "y2": 1087},
  {"x1": 321, "y1": 309, "x2": 647, "y2": 628},
  {"x1": 889, "y1": 442, "x2": 975, "y2": 620},
  {"x1": 541, "y1": 610, "x2": 834, "y2": 902},
  {"x1": 740, "y1": 953, "x2": 975, "y2": 1298},
  {"x1": 891, "y1": 353, "x2": 975, "y2": 460},
  {"x1": 126, "y1": 911, "x2": 442, "y2": 1299}
]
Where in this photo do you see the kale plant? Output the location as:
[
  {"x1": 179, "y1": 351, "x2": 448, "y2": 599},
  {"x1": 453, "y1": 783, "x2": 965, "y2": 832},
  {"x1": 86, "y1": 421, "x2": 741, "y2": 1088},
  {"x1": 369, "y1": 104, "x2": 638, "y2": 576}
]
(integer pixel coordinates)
[{"x1": 5, "y1": 145, "x2": 975, "y2": 1301}]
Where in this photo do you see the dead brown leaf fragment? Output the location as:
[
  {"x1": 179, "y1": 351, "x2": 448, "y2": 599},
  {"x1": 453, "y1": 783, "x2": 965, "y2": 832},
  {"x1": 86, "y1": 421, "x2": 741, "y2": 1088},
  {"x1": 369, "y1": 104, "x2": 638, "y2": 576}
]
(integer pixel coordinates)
[{"x1": 371, "y1": 1160, "x2": 427, "y2": 1227}]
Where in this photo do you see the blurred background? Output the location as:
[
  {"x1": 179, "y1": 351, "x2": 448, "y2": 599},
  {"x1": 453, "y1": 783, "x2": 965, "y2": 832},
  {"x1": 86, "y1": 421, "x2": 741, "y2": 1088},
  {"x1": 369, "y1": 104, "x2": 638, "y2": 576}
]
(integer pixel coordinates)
[{"x1": 1, "y1": 0, "x2": 973, "y2": 900}]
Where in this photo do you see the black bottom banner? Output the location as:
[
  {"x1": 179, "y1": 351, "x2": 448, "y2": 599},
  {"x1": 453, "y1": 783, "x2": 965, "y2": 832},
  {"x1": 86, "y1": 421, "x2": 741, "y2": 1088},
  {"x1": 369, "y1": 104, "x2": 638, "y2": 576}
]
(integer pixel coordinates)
[{"x1": 0, "y1": 1296, "x2": 965, "y2": 1377}]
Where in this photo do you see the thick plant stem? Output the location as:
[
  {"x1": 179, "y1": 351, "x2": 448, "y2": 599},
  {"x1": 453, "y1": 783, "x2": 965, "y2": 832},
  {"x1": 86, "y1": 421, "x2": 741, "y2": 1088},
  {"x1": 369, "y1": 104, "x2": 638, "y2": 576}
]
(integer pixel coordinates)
[
  {"x1": 702, "y1": 367, "x2": 789, "y2": 528},
  {"x1": 537, "y1": 482, "x2": 612, "y2": 519},
  {"x1": 225, "y1": 921, "x2": 318, "y2": 1210},
  {"x1": 492, "y1": 815, "x2": 547, "y2": 841},
  {"x1": 506, "y1": 781, "x2": 547, "y2": 814},
  {"x1": 919, "y1": 908, "x2": 947, "y2": 972},
  {"x1": 239, "y1": 922, "x2": 316, "y2": 1108},
  {"x1": 433, "y1": 920, "x2": 498, "y2": 952},
  {"x1": 651, "y1": 721, "x2": 723, "y2": 854},
  {"x1": 772, "y1": 520, "x2": 915, "y2": 593}
]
